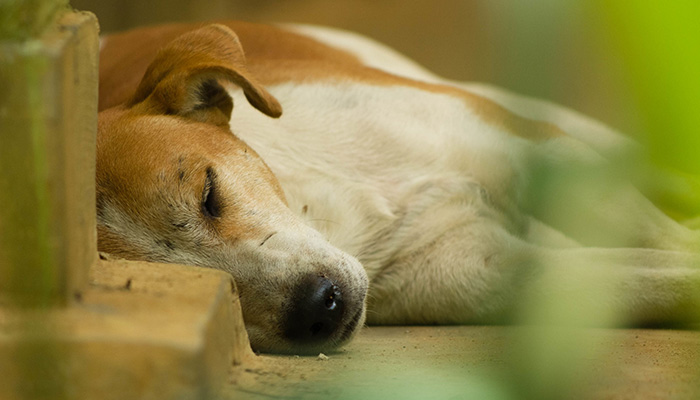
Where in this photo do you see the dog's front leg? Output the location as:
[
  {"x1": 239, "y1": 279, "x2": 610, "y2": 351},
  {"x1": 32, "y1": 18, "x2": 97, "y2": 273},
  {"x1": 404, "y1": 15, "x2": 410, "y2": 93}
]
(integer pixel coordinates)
[
  {"x1": 366, "y1": 215, "x2": 700, "y2": 326},
  {"x1": 365, "y1": 217, "x2": 537, "y2": 325},
  {"x1": 521, "y1": 246, "x2": 700, "y2": 326}
]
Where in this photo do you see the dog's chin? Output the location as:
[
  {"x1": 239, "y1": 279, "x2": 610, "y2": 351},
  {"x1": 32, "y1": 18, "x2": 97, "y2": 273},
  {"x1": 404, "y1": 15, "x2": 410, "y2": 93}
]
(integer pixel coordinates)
[{"x1": 247, "y1": 306, "x2": 366, "y2": 355}]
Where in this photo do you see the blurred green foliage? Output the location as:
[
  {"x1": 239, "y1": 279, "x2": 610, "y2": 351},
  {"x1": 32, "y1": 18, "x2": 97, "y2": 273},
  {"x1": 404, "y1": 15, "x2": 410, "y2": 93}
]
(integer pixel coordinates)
[
  {"x1": 594, "y1": 2, "x2": 700, "y2": 208},
  {"x1": 0, "y1": 0, "x2": 69, "y2": 40},
  {"x1": 514, "y1": 5, "x2": 700, "y2": 400}
]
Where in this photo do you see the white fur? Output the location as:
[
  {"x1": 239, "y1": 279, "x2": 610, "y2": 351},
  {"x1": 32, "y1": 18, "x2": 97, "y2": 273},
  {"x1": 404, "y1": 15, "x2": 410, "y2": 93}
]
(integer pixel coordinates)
[{"x1": 230, "y1": 82, "x2": 528, "y2": 270}]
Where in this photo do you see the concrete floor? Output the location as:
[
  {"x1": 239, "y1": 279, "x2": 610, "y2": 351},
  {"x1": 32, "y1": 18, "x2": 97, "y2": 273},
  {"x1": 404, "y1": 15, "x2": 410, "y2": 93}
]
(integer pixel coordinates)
[{"x1": 224, "y1": 326, "x2": 700, "y2": 400}]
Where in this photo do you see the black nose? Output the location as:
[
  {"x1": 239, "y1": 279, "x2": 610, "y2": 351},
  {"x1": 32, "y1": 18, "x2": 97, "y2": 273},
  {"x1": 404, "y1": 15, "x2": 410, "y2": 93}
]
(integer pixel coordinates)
[{"x1": 284, "y1": 275, "x2": 345, "y2": 345}]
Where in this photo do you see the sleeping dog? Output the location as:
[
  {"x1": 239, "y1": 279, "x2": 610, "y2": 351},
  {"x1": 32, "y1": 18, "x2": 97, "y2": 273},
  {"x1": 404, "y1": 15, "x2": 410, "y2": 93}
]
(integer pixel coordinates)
[{"x1": 97, "y1": 21, "x2": 700, "y2": 353}]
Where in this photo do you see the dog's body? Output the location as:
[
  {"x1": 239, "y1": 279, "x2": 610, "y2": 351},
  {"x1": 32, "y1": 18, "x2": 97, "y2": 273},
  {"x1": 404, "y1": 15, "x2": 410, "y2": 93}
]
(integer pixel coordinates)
[{"x1": 97, "y1": 21, "x2": 700, "y2": 353}]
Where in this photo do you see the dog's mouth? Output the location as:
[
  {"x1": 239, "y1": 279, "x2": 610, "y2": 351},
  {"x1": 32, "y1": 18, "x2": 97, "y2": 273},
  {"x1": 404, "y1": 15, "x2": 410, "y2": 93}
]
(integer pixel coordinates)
[
  {"x1": 339, "y1": 307, "x2": 365, "y2": 342},
  {"x1": 276, "y1": 303, "x2": 366, "y2": 355},
  {"x1": 281, "y1": 274, "x2": 366, "y2": 352}
]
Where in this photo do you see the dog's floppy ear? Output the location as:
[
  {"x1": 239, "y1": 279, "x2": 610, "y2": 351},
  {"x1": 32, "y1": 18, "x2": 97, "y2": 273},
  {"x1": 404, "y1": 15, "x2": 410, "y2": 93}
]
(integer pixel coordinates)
[{"x1": 128, "y1": 24, "x2": 282, "y2": 124}]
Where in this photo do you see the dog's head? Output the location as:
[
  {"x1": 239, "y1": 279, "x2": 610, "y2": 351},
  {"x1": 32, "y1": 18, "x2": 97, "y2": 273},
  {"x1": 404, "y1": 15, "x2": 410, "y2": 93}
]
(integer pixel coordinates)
[{"x1": 96, "y1": 24, "x2": 368, "y2": 353}]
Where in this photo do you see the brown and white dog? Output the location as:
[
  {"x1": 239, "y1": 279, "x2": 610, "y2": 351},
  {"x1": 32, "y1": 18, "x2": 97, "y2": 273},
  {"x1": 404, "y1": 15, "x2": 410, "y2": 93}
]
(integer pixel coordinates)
[{"x1": 97, "y1": 21, "x2": 700, "y2": 353}]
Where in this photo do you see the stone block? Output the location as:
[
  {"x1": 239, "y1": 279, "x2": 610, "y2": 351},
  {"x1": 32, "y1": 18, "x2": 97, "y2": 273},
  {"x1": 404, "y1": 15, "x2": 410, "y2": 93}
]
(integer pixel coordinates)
[{"x1": 0, "y1": 259, "x2": 253, "y2": 399}]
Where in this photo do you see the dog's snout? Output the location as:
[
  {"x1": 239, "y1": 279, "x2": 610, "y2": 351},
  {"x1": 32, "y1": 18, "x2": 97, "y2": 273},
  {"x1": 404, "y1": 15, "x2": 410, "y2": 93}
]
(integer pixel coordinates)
[{"x1": 284, "y1": 275, "x2": 345, "y2": 345}]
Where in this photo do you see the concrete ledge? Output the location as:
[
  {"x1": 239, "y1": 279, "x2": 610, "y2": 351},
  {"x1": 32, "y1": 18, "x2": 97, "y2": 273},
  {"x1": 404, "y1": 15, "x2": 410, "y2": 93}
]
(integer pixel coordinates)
[{"x1": 0, "y1": 259, "x2": 253, "y2": 399}]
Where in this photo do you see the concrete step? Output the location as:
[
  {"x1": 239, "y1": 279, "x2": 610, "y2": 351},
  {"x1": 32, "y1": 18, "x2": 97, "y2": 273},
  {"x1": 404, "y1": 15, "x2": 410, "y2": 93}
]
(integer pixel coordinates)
[{"x1": 0, "y1": 258, "x2": 253, "y2": 400}]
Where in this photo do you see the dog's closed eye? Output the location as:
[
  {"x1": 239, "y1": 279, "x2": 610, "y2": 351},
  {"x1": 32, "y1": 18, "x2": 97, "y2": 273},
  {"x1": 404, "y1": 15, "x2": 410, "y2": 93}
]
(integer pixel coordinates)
[{"x1": 202, "y1": 167, "x2": 221, "y2": 218}]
